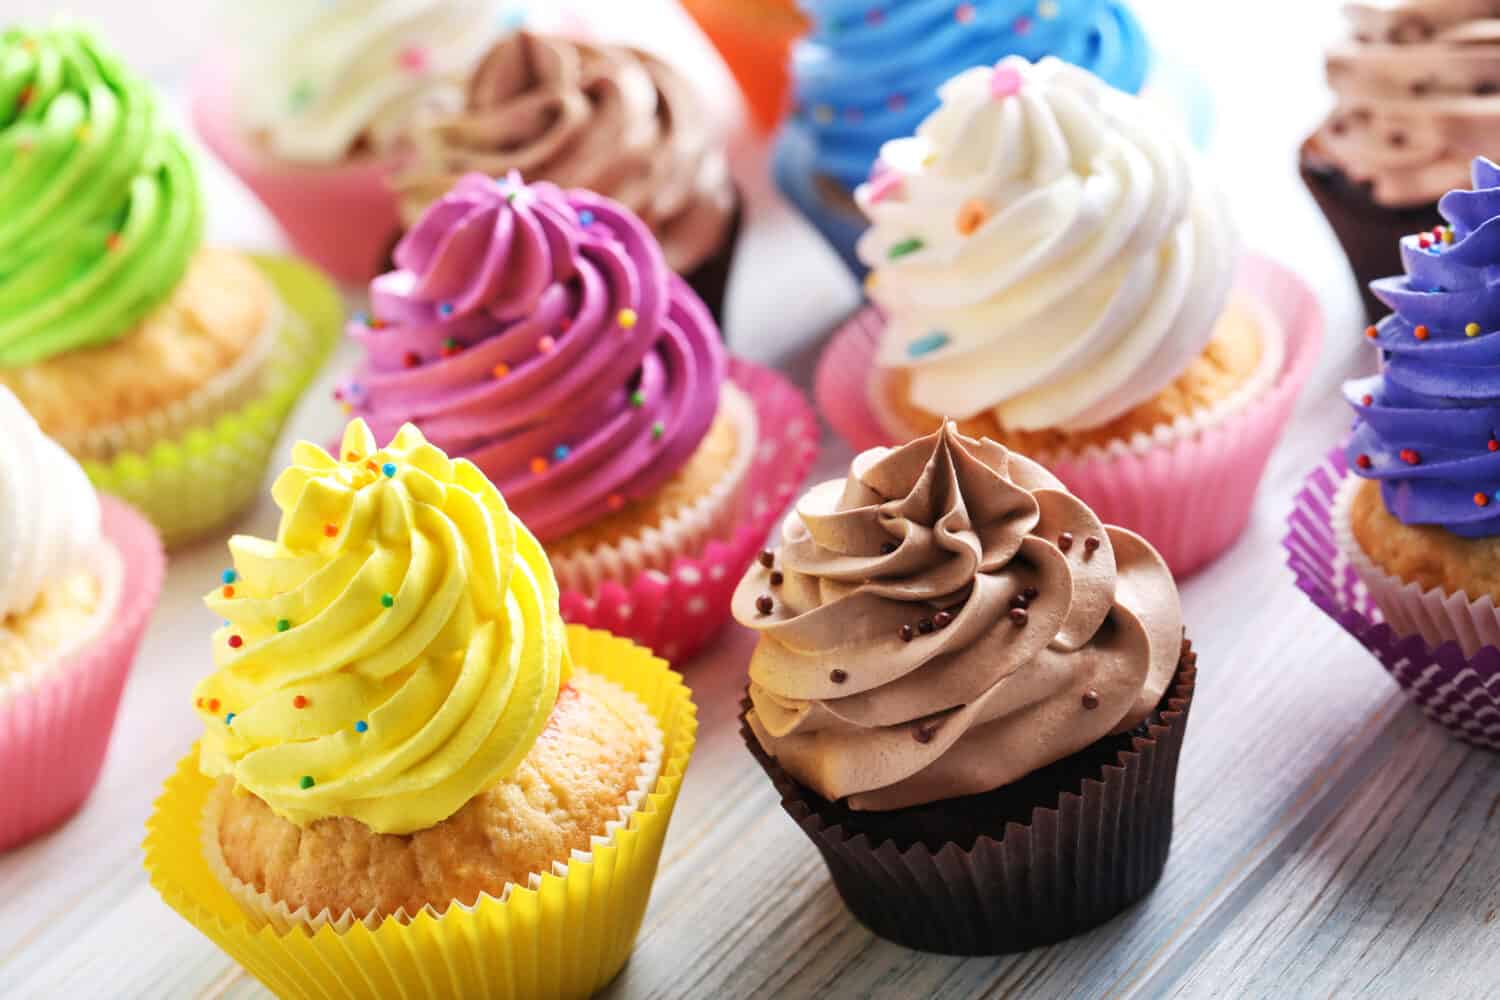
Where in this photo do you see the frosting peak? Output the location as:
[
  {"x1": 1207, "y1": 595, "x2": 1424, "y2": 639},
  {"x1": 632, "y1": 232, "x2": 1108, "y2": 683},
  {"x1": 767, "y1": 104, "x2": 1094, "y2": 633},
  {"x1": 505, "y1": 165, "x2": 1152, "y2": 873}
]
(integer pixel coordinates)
[
  {"x1": 0, "y1": 387, "x2": 101, "y2": 621},
  {"x1": 341, "y1": 173, "x2": 726, "y2": 542},
  {"x1": 857, "y1": 57, "x2": 1236, "y2": 432},
  {"x1": 194, "y1": 420, "x2": 569, "y2": 835},
  {"x1": 734, "y1": 423, "x2": 1182, "y2": 811},
  {"x1": 1346, "y1": 156, "x2": 1500, "y2": 537}
]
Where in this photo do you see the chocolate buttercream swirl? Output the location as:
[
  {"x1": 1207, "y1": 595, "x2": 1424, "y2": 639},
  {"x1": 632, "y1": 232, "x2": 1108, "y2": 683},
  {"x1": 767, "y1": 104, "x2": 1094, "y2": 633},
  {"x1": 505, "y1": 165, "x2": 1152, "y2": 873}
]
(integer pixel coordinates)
[
  {"x1": 732, "y1": 423, "x2": 1182, "y2": 811},
  {"x1": 1312, "y1": 1, "x2": 1500, "y2": 207},
  {"x1": 392, "y1": 31, "x2": 733, "y2": 275}
]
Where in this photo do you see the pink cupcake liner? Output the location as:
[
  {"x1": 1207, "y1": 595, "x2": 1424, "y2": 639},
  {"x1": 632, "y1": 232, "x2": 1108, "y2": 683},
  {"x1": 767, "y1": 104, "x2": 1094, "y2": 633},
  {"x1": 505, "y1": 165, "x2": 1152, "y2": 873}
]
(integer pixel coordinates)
[
  {"x1": 817, "y1": 253, "x2": 1324, "y2": 577},
  {"x1": 1288, "y1": 451, "x2": 1500, "y2": 751},
  {"x1": 0, "y1": 497, "x2": 165, "y2": 852},
  {"x1": 558, "y1": 358, "x2": 819, "y2": 664},
  {"x1": 191, "y1": 58, "x2": 401, "y2": 286}
]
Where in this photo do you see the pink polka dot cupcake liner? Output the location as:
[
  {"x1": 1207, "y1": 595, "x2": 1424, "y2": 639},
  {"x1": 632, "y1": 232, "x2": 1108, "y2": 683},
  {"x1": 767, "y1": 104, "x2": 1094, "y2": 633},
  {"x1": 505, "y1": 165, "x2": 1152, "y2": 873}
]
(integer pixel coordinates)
[
  {"x1": 817, "y1": 253, "x2": 1323, "y2": 577},
  {"x1": 1288, "y1": 450, "x2": 1500, "y2": 751},
  {"x1": 558, "y1": 358, "x2": 819, "y2": 664},
  {"x1": 0, "y1": 497, "x2": 165, "y2": 852}
]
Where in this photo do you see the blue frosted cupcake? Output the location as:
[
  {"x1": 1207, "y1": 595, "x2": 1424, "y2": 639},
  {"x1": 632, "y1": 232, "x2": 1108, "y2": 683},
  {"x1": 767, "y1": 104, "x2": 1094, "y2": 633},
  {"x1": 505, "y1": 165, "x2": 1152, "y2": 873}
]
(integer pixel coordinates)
[{"x1": 774, "y1": 0, "x2": 1208, "y2": 277}]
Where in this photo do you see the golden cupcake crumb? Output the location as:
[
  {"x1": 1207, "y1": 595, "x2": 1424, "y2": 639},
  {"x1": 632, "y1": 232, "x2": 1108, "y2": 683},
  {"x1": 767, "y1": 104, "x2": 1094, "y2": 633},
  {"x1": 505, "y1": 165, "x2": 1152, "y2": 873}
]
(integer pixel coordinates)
[
  {"x1": 1351, "y1": 477, "x2": 1500, "y2": 603},
  {"x1": 0, "y1": 564, "x2": 109, "y2": 683}
]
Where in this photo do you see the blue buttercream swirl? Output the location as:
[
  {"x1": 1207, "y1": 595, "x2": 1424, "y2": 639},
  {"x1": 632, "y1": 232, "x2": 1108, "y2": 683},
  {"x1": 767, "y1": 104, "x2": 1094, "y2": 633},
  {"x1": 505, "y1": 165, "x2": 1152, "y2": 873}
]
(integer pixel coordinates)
[
  {"x1": 784, "y1": 0, "x2": 1151, "y2": 191},
  {"x1": 1346, "y1": 156, "x2": 1500, "y2": 538}
]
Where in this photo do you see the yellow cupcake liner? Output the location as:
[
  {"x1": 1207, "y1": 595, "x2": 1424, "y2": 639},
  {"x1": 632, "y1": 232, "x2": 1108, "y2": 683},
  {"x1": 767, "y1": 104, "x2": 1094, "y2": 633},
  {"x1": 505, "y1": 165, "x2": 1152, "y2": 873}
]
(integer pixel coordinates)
[
  {"x1": 85, "y1": 255, "x2": 343, "y2": 549},
  {"x1": 144, "y1": 626, "x2": 698, "y2": 1000}
]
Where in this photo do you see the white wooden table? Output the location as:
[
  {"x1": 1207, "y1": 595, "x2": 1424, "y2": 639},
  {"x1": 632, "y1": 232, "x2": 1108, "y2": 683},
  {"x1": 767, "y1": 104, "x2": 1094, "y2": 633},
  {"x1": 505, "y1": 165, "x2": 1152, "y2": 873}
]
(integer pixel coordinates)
[{"x1": 7, "y1": 2, "x2": 1494, "y2": 997}]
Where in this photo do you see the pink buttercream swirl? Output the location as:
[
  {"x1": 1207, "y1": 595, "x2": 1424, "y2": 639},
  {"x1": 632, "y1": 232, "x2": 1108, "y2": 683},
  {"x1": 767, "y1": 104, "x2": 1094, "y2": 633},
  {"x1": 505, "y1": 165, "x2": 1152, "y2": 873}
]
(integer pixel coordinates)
[{"x1": 340, "y1": 172, "x2": 726, "y2": 541}]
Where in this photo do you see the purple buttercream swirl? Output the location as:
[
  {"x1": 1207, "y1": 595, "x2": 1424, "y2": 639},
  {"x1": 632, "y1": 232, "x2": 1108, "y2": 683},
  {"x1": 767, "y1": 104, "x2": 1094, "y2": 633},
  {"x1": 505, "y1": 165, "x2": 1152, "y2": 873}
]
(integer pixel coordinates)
[
  {"x1": 1346, "y1": 156, "x2": 1500, "y2": 538},
  {"x1": 340, "y1": 172, "x2": 726, "y2": 541}
]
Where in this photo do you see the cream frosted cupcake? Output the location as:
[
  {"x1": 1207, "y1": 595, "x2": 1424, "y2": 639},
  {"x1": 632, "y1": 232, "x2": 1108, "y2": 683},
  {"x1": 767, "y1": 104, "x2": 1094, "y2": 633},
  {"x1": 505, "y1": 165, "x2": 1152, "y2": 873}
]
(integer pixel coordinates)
[
  {"x1": 192, "y1": 0, "x2": 501, "y2": 284},
  {"x1": 146, "y1": 419, "x2": 696, "y2": 996},
  {"x1": 824, "y1": 56, "x2": 1318, "y2": 575},
  {"x1": 0, "y1": 387, "x2": 163, "y2": 851}
]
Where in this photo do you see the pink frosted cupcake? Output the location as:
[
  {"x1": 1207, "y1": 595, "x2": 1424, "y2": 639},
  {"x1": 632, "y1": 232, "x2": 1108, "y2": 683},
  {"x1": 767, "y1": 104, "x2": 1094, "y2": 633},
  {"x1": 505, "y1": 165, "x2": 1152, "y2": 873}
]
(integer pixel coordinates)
[
  {"x1": 191, "y1": 1, "x2": 501, "y2": 284},
  {"x1": 819, "y1": 57, "x2": 1321, "y2": 575},
  {"x1": 336, "y1": 173, "x2": 818, "y2": 660},
  {"x1": 0, "y1": 388, "x2": 164, "y2": 851}
]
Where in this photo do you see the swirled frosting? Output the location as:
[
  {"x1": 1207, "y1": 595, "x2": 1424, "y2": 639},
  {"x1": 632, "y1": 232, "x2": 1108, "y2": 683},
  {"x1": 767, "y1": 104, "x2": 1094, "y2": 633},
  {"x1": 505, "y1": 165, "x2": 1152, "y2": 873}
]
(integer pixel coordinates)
[
  {"x1": 1311, "y1": 1, "x2": 1500, "y2": 208},
  {"x1": 229, "y1": 0, "x2": 497, "y2": 163},
  {"x1": 1346, "y1": 156, "x2": 1500, "y2": 538},
  {"x1": 193, "y1": 419, "x2": 569, "y2": 835},
  {"x1": 392, "y1": 32, "x2": 735, "y2": 275},
  {"x1": 782, "y1": 0, "x2": 1150, "y2": 192},
  {"x1": 734, "y1": 422, "x2": 1182, "y2": 811},
  {"x1": 339, "y1": 173, "x2": 726, "y2": 543},
  {"x1": 858, "y1": 57, "x2": 1236, "y2": 431},
  {"x1": 0, "y1": 24, "x2": 202, "y2": 366},
  {"x1": 0, "y1": 387, "x2": 102, "y2": 622}
]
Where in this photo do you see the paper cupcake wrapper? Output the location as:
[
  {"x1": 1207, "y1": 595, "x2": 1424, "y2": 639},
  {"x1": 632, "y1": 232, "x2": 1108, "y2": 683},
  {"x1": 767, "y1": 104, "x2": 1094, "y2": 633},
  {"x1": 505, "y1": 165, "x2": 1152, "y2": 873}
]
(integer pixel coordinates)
[
  {"x1": 85, "y1": 255, "x2": 343, "y2": 549},
  {"x1": 191, "y1": 58, "x2": 402, "y2": 286},
  {"x1": 0, "y1": 497, "x2": 165, "y2": 853},
  {"x1": 145, "y1": 625, "x2": 698, "y2": 1000},
  {"x1": 1287, "y1": 450, "x2": 1500, "y2": 750},
  {"x1": 818, "y1": 253, "x2": 1323, "y2": 576},
  {"x1": 741, "y1": 651, "x2": 1197, "y2": 955},
  {"x1": 558, "y1": 358, "x2": 819, "y2": 664}
]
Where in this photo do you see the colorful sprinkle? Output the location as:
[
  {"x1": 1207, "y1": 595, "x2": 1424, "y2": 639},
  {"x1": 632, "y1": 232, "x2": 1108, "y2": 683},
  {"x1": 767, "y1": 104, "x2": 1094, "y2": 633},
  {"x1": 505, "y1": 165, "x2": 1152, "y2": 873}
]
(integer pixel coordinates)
[
  {"x1": 1477, "y1": 492, "x2": 1492, "y2": 507},
  {"x1": 398, "y1": 45, "x2": 428, "y2": 73},
  {"x1": 293, "y1": 695, "x2": 309, "y2": 710},
  {"x1": 618, "y1": 308, "x2": 638, "y2": 330},
  {"x1": 607, "y1": 494, "x2": 625, "y2": 511},
  {"x1": 955, "y1": 2, "x2": 976, "y2": 23},
  {"x1": 1365, "y1": 325, "x2": 1379, "y2": 340},
  {"x1": 813, "y1": 104, "x2": 835, "y2": 124},
  {"x1": 324, "y1": 523, "x2": 339, "y2": 537},
  {"x1": 438, "y1": 302, "x2": 454, "y2": 317},
  {"x1": 865, "y1": 170, "x2": 903, "y2": 205},
  {"x1": 276, "y1": 619, "x2": 290, "y2": 632},
  {"x1": 1414, "y1": 325, "x2": 1430, "y2": 340},
  {"x1": 222, "y1": 570, "x2": 238, "y2": 584},
  {"x1": 956, "y1": 198, "x2": 990, "y2": 235},
  {"x1": 651, "y1": 420, "x2": 665, "y2": 440},
  {"x1": 492, "y1": 363, "x2": 510, "y2": 379},
  {"x1": 381, "y1": 593, "x2": 395, "y2": 608},
  {"x1": 208, "y1": 698, "x2": 220, "y2": 712},
  {"x1": 16, "y1": 85, "x2": 33, "y2": 109},
  {"x1": 552, "y1": 444, "x2": 571, "y2": 461},
  {"x1": 1400, "y1": 448, "x2": 1422, "y2": 465},
  {"x1": 1361, "y1": 394, "x2": 1374, "y2": 406},
  {"x1": 887, "y1": 93, "x2": 907, "y2": 112},
  {"x1": 225, "y1": 713, "x2": 235, "y2": 725},
  {"x1": 990, "y1": 63, "x2": 1024, "y2": 98},
  {"x1": 222, "y1": 585, "x2": 235, "y2": 599},
  {"x1": 1443, "y1": 227, "x2": 1456, "y2": 244},
  {"x1": 404, "y1": 351, "x2": 421, "y2": 368},
  {"x1": 227, "y1": 635, "x2": 244, "y2": 649},
  {"x1": 578, "y1": 209, "x2": 595, "y2": 226},
  {"x1": 105, "y1": 232, "x2": 122, "y2": 252},
  {"x1": 441, "y1": 337, "x2": 460, "y2": 357},
  {"x1": 1038, "y1": 0, "x2": 1060, "y2": 17},
  {"x1": 629, "y1": 390, "x2": 645, "y2": 408},
  {"x1": 382, "y1": 462, "x2": 397, "y2": 478},
  {"x1": 1490, "y1": 438, "x2": 1499, "y2": 452},
  {"x1": 1468, "y1": 322, "x2": 1483, "y2": 337},
  {"x1": 1356, "y1": 453, "x2": 1372, "y2": 469},
  {"x1": 530, "y1": 456, "x2": 549, "y2": 475},
  {"x1": 290, "y1": 81, "x2": 313, "y2": 110},
  {"x1": 888, "y1": 236, "x2": 925, "y2": 259},
  {"x1": 906, "y1": 332, "x2": 950, "y2": 358},
  {"x1": 300, "y1": 776, "x2": 315, "y2": 790},
  {"x1": 355, "y1": 720, "x2": 369, "y2": 733},
  {"x1": 538, "y1": 335, "x2": 556, "y2": 353},
  {"x1": 1013, "y1": 15, "x2": 1032, "y2": 34},
  {"x1": 354, "y1": 311, "x2": 369, "y2": 326}
]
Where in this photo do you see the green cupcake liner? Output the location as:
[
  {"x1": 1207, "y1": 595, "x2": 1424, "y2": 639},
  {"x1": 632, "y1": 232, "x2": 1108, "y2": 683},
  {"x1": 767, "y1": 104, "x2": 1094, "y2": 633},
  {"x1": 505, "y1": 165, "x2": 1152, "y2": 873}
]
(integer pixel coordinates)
[{"x1": 84, "y1": 255, "x2": 343, "y2": 548}]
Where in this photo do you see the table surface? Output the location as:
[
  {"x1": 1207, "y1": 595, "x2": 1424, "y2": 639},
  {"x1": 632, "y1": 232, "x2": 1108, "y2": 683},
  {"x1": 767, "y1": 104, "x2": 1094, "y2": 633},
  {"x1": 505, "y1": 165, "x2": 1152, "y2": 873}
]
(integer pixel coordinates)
[{"x1": 5, "y1": 2, "x2": 1497, "y2": 998}]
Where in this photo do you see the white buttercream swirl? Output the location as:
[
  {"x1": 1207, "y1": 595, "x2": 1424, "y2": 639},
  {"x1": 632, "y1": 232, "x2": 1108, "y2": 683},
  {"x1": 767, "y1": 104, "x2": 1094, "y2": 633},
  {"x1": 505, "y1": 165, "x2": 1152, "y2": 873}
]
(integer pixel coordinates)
[
  {"x1": 857, "y1": 56, "x2": 1238, "y2": 432},
  {"x1": 231, "y1": 0, "x2": 500, "y2": 163},
  {"x1": 0, "y1": 387, "x2": 102, "y2": 622}
]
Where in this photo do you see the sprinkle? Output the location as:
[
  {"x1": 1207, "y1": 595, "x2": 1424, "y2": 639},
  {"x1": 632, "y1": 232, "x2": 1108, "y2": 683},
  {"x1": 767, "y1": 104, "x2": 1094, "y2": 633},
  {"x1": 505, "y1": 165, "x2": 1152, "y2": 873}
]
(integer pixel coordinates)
[
  {"x1": 1038, "y1": 0, "x2": 1060, "y2": 17},
  {"x1": 1013, "y1": 14, "x2": 1032, "y2": 34},
  {"x1": 607, "y1": 494, "x2": 625, "y2": 511},
  {"x1": 227, "y1": 635, "x2": 243, "y2": 649},
  {"x1": 1082, "y1": 688, "x2": 1100, "y2": 710},
  {"x1": 369, "y1": 317, "x2": 387, "y2": 330},
  {"x1": 1444, "y1": 227, "x2": 1456, "y2": 244},
  {"x1": 1419, "y1": 234, "x2": 1432, "y2": 249},
  {"x1": 956, "y1": 199, "x2": 990, "y2": 235},
  {"x1": 492, "y1": 363, "x2": 510, "y2": 379},
  {"x1": 225, "y1": 713, "x2": 235, "y2": 725},
  {"x1": 1414, "y1": 325, "x2": 1430, "y2": 340},
  {"x1": 530, "y1": 456, "x2": 548, "y2": 474},
  {"x1": 1490, "y1": 439, "x2": 1499, "y2": 452},
  {"x1": 618, "y1": 308, "x2": 638, "y2": 329},
  {"x1": 770, "y1": 570, "x2": 785, "y2": 586},
  {"x1": 398, "y1": 45, "x2": 427, "y2": 73},
  {"x1": 756, "y1": 594, "x2": 774, "y2": 615},
  {"x1": 913, "y1": 724, "x2": 935, "y2": 744},
  {"x1": 552, "y1": 444, "x2": 571, "y2": 461},
  {"x1": 16, "y1": 85, "x2": 33, "y2": 108},
  {"x1": 1010, "y1": 607, "x2": 1029, "y2": 626},
  {"x1": 345, "y1": 452, "x2": 362, "y2": 463},
  {"x1": 864, "y1": 170, "x2": 903, "y2": 205},
  {"x1": 629, "y1": 390, "x2": 645, "y2": 407},
  {"x1": 1084, "y1": 536, "x2": 1100, "y2": 555},
  {"x1": 105, "y1": 232, "x2": 122, "y2": 252},
  {"x1": 538, "y1": 335, "x2": 556, "y2": 353},
  {"x1": 355, "y1": 720, "x2": 369, "y2": 733},
  {"x1": 222, "y1": 586, "x2": 235, "y2": 599},
  {"x1": 990, "y1": 63, "x2": 1024, "y2": 98},
  {"x1": 1058, "y1": 531, "x2": 1074, "y2": 552},
  {"x1": 440, "y1": 337, "x2": 460, "y2": 357},
  {"x1": 865, "y1": 7, "x2": 883, "y2": 24},
  {"x1": 1023, "y1": 587, "x2": 1039, "y2": 601},
  {"x1": 438, "y1": 302, "x2": 454, "y2": 317},
  {"x1": 558, "y1": 316, "x2": 572, "y2": 332},
  {"x1": 324, "y1": 523, "x2": 339, "y2": 537},
  {"x1": 899, "y1": 624, "x2": 915, "y2": 642},
  {"x1": 1365, "y1": 325, "x2": 1379, "y2": 340},
  {"x1": 887, "y1": 93, "x2": 907, "y2": 112},
  {"x1": 651, "y1": 420, "x2": 665, "y2": 440},
  {"x1": 196, "y1": 698, "x2": 203, "y2": 708},
  {"x1": 759, "y1": 550, "x2": 775, "y2": 568},
  {"x1": 1010, "y1": 593, "x2": 1030, "y2": 610},
  {"x1": 1478, "y1": 493, "x2": 1492, "y2": 508},
  {"x1": 918, "y1": 618, "x2": 935, "y2": 634},
  {"x1": 354, "y1": 312, "x2": 369, "y2": 326},
  {"x1": 339, "y1": 402, "x2": 353, "y2": 416},
  {"x1": 382, "y1": 462, "x2": 397, "y2": 478},
  {"x1": 1468, "y1": 322, "x2": 1483, "y2": 337},
  {"x1": 381, "y1": 593, "x2": 395, "y2": 608},
  {"x1": 300, "y1": 776, "x2": 315, "y2": 790},
  {"x1": 881, "y1": 541, "x2": 899, "y2": 554},
  {"x1": 289, "y1": 81, "x2": 313, "y2": 110},
  {"x1": 578, "y1": 209, "x2": 595, "y2": 227},
  {"x1": 276, "y1": 619, "x2": 290, "y2": 632},
  {"x1": 933, "y1": 610, "x2": 954, "y2": 629},
  {"x1": 404, "y1": 351, "x2": 421, "y2": 368},
  {"x1": 955, "y1": 2, "x2": 976, "y2": 23},
  {"x1": 293, "y1": 695, "x2": 309, "y2": 709},
  {"x1": 1356, "y1": 454, "x2": 1373, "y2": 469},
  {"x1": 906, "y1": 332, "x2": 950, "y2": 358},
  {"x1": 1361, "y1": 394, "x2": 1374, "y2": 406},
  {"x1": 209, "y1": 699, "x2": 221, "y2": 712},
  {"x1": 830, "y1": 669, "x2": 848, "y2": 684},
  {"x1": 1400, "y1": 448, "x2": 1421, "y2": 465},
  {"x1": 888, "y1": 236, "x2": 924, "y2": 259},
  {"x1": 813, "y1": 104, "x2": 835, "y2": 125},
  {"x1": 222, "y1": 570, "x2": 238, "y2": 584}
]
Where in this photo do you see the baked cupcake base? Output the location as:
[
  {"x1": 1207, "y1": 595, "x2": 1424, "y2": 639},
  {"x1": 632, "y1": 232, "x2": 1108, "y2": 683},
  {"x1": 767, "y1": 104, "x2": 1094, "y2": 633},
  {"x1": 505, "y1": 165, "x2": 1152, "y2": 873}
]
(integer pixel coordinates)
[
  {"x1": 1287, "y1": 449, "x2": 1500, "y2": 750},
  {"x1": 742, "y1": 649, "x2": 1198, "y2": 955}
]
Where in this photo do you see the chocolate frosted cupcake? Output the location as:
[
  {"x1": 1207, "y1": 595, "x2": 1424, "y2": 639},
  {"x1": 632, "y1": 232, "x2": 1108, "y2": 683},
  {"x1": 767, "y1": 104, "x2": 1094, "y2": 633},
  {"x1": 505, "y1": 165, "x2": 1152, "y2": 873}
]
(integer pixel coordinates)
[
  {"x1": 734, "y1": 422, "x2": 1195, "y2": 954},
  {"x1": 1302, "y1": 0, "x2": 1500, "y2": 321},
  {"x1": 391, "y1": 32, "x2": 739, "y2": 319}
]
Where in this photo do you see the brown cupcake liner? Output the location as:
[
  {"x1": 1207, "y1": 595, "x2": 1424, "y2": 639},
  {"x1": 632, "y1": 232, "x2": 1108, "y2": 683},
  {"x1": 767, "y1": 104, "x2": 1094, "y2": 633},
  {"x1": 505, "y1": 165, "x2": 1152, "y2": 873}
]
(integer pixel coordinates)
[
  {"x1": 740, "y1": 644, "x2": 1198, "y2": 955},
  {"x1": 1299, "y1": 141, "x2": 1438, "y2": 325}
]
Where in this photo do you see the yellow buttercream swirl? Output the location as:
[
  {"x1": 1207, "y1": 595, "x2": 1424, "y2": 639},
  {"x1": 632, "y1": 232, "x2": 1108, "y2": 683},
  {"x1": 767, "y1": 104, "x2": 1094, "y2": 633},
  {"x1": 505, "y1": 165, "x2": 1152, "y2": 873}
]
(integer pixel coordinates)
[{"x1": 193, "y1": 420, "x2": 568, "y2": 835}]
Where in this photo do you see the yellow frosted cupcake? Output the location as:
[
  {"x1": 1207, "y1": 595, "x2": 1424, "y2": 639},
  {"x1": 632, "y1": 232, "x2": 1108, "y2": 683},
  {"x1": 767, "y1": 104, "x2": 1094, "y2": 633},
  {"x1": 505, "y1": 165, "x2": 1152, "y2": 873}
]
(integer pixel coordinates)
[{"x1": 146, "y1": 419, "x2": 696, "y2": 998}]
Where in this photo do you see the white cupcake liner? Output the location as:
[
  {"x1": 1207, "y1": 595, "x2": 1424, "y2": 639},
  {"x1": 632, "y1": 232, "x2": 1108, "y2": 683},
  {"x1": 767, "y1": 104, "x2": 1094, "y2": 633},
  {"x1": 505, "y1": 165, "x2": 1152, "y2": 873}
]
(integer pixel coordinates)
[
  {"x1": 202, "y1": 676, "x2": 665, "y2": 935},
  {"x1": 1333, "y1": 473, "x2": 1500, "y2": 658},
  {"x1": 550, "y1": 380, "x2": 758, "y2": 596}
]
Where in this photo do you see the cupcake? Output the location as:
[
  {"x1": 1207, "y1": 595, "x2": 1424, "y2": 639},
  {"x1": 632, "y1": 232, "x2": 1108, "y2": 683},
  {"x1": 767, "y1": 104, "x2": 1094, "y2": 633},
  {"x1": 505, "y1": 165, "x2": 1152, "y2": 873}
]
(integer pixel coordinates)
[
  {"x1": 681, "y1": 0, "x2": 806, "y2": 134},
  {"x1": 821, "y1": 57, "x2": 1320, "y2": 575},
  {"x1": 146, "y1": 419, "x2": 697, "y2": 996},
  {"x1": 773, "y1": 0, "x2": 1212, "y2": 277},
  {"x1": 389, "y1": 31, "x2": 740, "y2": 319},
  {"x1": 1301, "y1": 1, "x2": 1500, "y2": 323},
  {"x1": 336, "y1": 172, "x2": 817, "y2": 661},
  {"x1": 191, "y1": 0, "x2": 500, "y2": 284},
  {"x1": 734, "y1": 422, "x2": 1196, "y2": 954},
  {"x1": 0, "y1": 388, "x2": 164, "y2": 851},
  {"x1": 1, "y1": 24, "x2": 342, "y2": 546}
]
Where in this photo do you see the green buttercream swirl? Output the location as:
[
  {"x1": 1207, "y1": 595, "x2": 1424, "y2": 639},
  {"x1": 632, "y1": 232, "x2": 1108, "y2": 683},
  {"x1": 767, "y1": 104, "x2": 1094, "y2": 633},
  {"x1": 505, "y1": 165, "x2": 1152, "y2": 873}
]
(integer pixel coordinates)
[{"x1": 0, "y1": 24, "x2": 203, "y2": 366}]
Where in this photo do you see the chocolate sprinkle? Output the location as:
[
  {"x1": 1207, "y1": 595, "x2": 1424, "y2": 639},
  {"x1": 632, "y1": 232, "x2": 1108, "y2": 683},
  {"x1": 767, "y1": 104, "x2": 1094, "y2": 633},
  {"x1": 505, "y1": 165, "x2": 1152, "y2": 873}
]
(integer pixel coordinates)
[
  {"x1": 755, "y1": 594, "x2": 773, "y2": 615},
  {"x1": 1009, "y1": 594, "x2": 1030, "y2": 610},
  {"x1": 830, "y1": 669, "x2": 848, "y2": 684},
  {"x1": 1058, "y1": 532, "x2": 1074, "y2": 552},
  {"x1": 1081, "y1": 689, "x2": 1100, "y2": 710},
  {"x1": 769, "y1": 570, "x2": 784, "y2": 586},
  {"x1": 913, "y1": 724, "x2": 935, "y2": 744},
  {"x1": 918, "y1": 618, "x2": 935, "y2": 635},
  {"x1": 758, "y1": 550, "x2": 774, "y2": 568},
  {"x1": 932, "y1": 610, "x2": 953, "y2": 630},
  {"x1": 899, "y1": 624, "x2": 915, "y2": 642},
  {"x1": 1084, "y1": 536, "x2": 1100, "y2": 555},
  {"x1": 1022, "y1": 586, "x2": 1039, "y2": 601},
  {"x1": 881, "y1": 541, "x2": 898, "y2": 555},
  {"x1": 1010, "y1": 608, "x2": 1029, "y2": 626}
]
